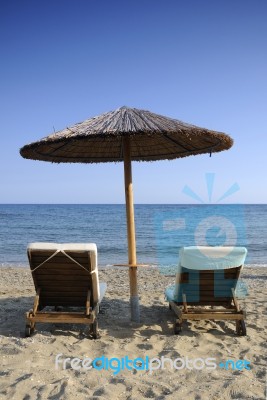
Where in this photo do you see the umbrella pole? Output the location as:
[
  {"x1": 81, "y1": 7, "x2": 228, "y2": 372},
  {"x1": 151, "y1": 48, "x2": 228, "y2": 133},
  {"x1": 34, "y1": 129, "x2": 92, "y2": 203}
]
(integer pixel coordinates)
[{"x1": 123, "y1": 136, "x2": 140, "y2": 323}]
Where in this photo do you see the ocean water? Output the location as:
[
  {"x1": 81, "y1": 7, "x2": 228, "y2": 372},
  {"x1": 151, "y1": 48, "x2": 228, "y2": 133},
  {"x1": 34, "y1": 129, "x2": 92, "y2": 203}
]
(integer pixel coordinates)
[{"x1": 0, "y1": 204, "x2": 266, "y2": 267}]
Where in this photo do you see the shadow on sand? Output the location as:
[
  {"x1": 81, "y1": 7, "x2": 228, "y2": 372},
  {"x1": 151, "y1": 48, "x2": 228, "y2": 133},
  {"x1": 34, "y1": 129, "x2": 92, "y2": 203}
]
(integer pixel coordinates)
[{"x1": 0, "y1": 295, "x2": 239, "y2": 340}]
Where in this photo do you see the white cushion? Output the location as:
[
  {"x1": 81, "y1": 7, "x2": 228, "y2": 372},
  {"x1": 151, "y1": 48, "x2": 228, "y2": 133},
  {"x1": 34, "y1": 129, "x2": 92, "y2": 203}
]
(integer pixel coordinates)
[{"x1": 27, "y1": 242, "x2": 104, "y2": 304}]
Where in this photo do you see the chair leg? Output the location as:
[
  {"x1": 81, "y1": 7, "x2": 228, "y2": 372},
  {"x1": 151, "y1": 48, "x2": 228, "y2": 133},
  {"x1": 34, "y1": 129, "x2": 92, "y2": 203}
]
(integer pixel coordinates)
[
  {"x1": 236, "y1": 320, "x2": 246, "y2": 336},
  {"x1": 92, "y1": 320, "x2": 100, "y2": 339},
  {"x1": 25, "y1": 311, "x2": 36, "y2": 337},
  {"x1": 25, "y1": 321, "x2": 35, "y2": 337},
  {"x1": 174, "y1": 318, "x2": 183, "y2": 334}
]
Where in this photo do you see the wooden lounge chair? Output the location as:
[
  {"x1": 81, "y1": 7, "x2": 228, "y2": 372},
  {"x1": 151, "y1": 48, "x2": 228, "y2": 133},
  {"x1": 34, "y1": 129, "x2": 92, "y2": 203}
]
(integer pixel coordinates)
[
  {"x1": 25, "y1": 243, "x2": 107, "y2": 339},
  {"x1": 166, "y1": 246, "x2": 248, "y2": 336}
]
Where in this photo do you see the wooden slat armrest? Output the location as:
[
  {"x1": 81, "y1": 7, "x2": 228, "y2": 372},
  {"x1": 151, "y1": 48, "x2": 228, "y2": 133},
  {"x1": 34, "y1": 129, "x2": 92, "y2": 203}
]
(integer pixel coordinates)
[
  {"x1": 86, "y1": 290, "x2": 91, "y2": 316},
  {"x1": 33, "y1": 288, "x2": 41, "y2": 316},
  {"x1": 231, "y1": 288, "x2": 240, "y2": 311},
  {"x1": 182, "y1": 293, "x2": 188, "y2": 313}
]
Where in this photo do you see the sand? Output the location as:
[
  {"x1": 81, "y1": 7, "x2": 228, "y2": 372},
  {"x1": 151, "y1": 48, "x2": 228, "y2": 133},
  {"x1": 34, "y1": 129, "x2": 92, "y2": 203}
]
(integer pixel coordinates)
[{"x1": 0, "y1": 266, "x2": 266, "y2": 400}]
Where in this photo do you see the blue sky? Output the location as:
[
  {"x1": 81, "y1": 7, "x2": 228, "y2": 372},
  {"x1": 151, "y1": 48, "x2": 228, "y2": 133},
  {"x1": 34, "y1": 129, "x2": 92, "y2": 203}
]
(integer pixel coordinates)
[{"x1": 1, "y1": 0, "x2": 266, "y2": 203}]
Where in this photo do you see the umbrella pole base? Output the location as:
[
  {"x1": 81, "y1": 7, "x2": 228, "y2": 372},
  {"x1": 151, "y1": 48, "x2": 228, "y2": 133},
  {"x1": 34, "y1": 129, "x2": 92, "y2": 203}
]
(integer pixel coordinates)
[{"x1": 130, "y1": 295, "x2": 140, "y2": 323}]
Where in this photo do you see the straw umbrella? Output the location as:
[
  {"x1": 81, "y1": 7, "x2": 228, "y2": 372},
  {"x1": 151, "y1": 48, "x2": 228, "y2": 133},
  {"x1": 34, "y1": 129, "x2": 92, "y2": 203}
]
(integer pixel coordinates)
[{"x1": 20, "y1": 106, "x2": 233, "y2": 322}]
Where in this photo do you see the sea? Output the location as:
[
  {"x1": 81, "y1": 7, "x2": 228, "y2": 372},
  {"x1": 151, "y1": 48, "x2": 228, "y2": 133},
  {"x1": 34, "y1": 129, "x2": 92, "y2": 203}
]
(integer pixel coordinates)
[{"x1": 0, "y1": 204, "x2": 266, "y2": 268}]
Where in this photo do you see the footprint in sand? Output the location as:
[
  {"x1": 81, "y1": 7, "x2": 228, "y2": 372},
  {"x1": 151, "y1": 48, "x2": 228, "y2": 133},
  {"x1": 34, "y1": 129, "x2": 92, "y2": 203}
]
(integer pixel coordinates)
[{"x1": 136, "y1": 343, "x2": 153, "y2": 350}]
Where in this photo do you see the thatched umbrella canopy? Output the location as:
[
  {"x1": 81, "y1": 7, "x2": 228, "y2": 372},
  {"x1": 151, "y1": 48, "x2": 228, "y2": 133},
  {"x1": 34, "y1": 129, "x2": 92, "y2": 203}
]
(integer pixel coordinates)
[
  {"x1": 20, "y1": 106, "x2": 233, "y2": 322},
  {"x1": 21, "y1": 106, "x2": 233, "y2": 162}
]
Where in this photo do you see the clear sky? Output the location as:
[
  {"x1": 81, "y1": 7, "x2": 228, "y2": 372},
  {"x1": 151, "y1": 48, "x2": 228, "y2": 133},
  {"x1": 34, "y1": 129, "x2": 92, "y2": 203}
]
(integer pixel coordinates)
[{"x1": 1, "y1": 0, "x2": 266, "y2": 204}]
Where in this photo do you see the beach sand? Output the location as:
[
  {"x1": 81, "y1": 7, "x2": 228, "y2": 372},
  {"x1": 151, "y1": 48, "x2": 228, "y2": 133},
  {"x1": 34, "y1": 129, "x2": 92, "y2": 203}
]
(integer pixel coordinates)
[{"x1": 0, "y1": 266, "x2": 266, "y2": 400}]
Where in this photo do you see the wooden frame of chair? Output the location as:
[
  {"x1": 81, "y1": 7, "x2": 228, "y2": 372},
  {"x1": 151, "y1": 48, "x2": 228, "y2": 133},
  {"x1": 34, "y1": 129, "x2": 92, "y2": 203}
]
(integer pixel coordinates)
[
  {"x1": 25, "y1": 245, "x2": 103, "y2": 339},
  {"x1": 169, "y1": 266, "x2": 247, "y2": 336},
  {"x1": 25, "y1": 288, "x2": 100, "y2": 339}
]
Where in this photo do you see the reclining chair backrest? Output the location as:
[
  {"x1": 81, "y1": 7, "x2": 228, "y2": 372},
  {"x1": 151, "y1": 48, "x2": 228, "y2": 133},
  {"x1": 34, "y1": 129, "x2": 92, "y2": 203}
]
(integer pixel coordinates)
[
  {"x1": 27, "y1": 243, "x2": 100, "y2": 307},
  {"x1": 174, "y1": 246, "x2": 247, "y2": 306}
]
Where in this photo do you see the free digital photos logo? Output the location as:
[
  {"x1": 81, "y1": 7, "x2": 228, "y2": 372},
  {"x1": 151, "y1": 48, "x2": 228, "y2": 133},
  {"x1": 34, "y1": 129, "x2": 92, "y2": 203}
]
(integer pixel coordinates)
[{"x1": 155, "y1": 173, "x2": 248, "y2": 284}]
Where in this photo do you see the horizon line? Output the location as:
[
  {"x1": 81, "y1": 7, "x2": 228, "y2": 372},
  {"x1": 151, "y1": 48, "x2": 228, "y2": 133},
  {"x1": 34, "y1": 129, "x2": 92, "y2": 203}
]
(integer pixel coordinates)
[{"x1": 0, "y1": 203, "x2": 266, "y2": 206}]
